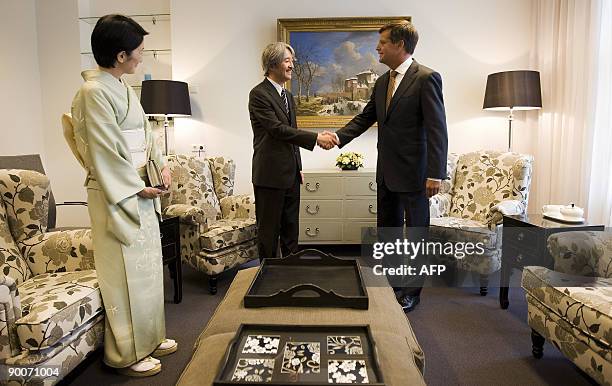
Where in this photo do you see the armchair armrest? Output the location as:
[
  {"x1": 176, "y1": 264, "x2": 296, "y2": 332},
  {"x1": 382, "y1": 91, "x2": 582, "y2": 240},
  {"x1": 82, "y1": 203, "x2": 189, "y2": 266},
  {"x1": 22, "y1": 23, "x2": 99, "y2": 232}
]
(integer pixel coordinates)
[
  {"x1": 18, "y1": 229, "x2": 95, "y2": 276},
  {"x1": 220, "y1": 194, "x2": 255, "y2": 219},
  {"x1": 486, "y1": 199, "x2": 527, "y2": 226},
  {"x1": 0, "y1": 275, "x2": 22, "y2": 359},
  {"x1": 429, "y1": 193, "x2": 451, "y2": 218},
  {"x1": 547, "y1": 231, "x2": 612, "y2": 278},
  {"x1": 163, "y1": 203, "x2": 218, "y2": 229}
]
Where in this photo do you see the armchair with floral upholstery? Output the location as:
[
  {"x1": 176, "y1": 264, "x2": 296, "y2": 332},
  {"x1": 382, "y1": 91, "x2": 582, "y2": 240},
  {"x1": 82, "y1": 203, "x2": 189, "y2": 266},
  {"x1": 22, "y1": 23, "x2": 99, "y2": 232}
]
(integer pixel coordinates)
[
  {"x1": 521, "y1": 231, "x2": 611, "y2": 385},
  {"x1": 429, "y1": 150, "x2": 534, "y2": 295},
  {"x1": 161, "y1": 155, "x2": 257, "y2": 294},
  {"x1": 0, "y1": 169, "x2": 103, "y2": 385}
]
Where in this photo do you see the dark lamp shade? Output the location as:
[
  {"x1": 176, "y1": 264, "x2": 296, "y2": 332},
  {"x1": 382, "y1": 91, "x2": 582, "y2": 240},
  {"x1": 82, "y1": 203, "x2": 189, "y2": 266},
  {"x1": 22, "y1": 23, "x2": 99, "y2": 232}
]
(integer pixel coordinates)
[
  {"x1": 140, "y1": 80, "x2": 192, "y2": 117},
  {"x1": 483, "y1": 70, "x2": 542, "y2": 111}
]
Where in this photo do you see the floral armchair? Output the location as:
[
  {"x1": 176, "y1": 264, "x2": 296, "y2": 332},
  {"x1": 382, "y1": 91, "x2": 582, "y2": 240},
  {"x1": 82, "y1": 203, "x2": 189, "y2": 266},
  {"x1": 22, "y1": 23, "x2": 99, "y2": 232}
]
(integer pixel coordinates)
[
  {"x1": 521, "y1": 231, "x2": 611, "y2": 385},
  {"x1": 161, "y1": 155, "x2": 257, "y2": 294},
  {"x1": 0, "y1": 169, "x2": 103, "y2": 385},
  {"x1": 429, "y1": 150, "x2": 534, "y2": 295}
]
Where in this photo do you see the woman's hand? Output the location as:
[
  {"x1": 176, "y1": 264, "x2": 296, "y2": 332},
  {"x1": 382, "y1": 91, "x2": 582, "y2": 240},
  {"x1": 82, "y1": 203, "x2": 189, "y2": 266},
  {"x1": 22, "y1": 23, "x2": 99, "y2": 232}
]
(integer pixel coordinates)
[
  {"x1": 138, "y1": 187, "x2": 164, "y2": 199},
  {"x1": 161, "y1": 166, "x2": 172, "y2": 190}
]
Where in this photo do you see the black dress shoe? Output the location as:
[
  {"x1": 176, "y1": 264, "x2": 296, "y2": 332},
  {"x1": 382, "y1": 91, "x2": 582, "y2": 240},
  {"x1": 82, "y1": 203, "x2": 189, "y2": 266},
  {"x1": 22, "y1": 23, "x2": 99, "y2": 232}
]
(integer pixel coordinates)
[{"x1": 397, "y1": 294, "x2": 420, "y2": 312}]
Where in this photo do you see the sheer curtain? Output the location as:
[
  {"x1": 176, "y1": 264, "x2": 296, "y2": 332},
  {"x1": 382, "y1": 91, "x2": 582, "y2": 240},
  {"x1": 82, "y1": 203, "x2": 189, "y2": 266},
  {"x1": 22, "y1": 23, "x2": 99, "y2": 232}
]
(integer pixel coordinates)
[
  {"x1": 586, "y1": 1, "x2": 612, "y2": 226},
  {"x1": 530, "y1": 0, "x2": 612, "y2": 225}
]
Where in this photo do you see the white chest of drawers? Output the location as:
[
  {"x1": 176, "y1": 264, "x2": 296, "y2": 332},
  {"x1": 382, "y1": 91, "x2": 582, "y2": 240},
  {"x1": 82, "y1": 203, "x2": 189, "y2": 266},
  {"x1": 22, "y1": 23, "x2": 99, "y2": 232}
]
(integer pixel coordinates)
[{"x1": 299, "y1": 168, "x2": 377, "y2": 244}]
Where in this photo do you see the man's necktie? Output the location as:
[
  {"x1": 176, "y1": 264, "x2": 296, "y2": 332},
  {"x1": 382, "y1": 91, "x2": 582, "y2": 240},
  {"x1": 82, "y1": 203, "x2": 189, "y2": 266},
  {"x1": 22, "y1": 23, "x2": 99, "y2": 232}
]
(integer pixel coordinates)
[
  {"x1": 281, "y1": 88, "x2": 289, "y2": 115},
  {"x1": 385, "y1": 70, "x2": 398, "y2": 114}
]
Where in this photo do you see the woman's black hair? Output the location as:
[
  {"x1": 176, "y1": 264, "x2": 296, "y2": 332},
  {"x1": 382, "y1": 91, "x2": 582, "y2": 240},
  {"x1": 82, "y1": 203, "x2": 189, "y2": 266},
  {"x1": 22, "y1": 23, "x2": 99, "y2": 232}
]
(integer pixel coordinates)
[{"x1": 91, "y1": 14, "x2": 149, "y2": 68}]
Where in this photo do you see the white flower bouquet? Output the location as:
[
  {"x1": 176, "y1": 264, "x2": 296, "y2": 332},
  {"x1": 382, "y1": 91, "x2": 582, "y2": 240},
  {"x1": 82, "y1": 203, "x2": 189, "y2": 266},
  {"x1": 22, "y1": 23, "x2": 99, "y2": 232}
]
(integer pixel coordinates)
[{"x1": 336, "y1": 152, "x2": 364, "y2": 170}]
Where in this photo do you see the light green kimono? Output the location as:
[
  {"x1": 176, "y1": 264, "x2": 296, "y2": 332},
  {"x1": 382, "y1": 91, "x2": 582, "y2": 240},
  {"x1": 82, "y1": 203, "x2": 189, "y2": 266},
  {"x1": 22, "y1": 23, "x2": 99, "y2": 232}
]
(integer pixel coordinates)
[{"x1": 70, "y1": 69, "x2": 166, "y2": 368}]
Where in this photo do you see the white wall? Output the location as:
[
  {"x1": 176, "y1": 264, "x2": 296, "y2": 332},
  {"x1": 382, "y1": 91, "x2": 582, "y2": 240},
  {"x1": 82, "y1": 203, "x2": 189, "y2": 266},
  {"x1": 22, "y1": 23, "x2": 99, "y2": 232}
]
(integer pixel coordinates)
[
  {"x1": 35, "y1": 0, "x2": 89, "y2": 227},
  {"x1": 171, "y1": 0, "x2": 534, "y2": 195},
  {"x1": 0, "y1": 0, "x2": 45, "y2": 156},
  {"x1": 4, "y1": 0, "x2": 535, "y2": 225}
]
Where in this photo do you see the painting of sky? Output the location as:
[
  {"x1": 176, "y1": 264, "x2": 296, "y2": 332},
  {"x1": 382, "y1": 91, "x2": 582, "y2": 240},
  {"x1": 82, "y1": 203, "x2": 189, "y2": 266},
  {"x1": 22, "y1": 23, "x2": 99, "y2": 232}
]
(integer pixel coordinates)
[{"x1": 290, "y1": 30, "x2": 387, "y2": 95}]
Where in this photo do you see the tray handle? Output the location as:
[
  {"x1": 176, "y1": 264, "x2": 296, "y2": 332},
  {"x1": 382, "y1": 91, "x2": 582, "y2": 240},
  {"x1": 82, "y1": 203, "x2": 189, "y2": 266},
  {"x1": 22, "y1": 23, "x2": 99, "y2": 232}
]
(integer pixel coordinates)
[
  {"x1": 215, "y1": 328, "x2": 243, "y2": 382},
  {"x1": 277, "y1": 283, "x2": 343, "y2": 300},
  {"x1": 265, "y1": 249, "x2": 356, "y2": 266}
]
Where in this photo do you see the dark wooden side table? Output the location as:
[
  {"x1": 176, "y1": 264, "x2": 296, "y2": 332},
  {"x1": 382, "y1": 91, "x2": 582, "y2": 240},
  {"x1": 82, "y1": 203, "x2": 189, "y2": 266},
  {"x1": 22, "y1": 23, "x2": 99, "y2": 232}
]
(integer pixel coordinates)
[
  {"x1": 159, "y1": 216, "x2": 182, "y2": 304},
  {"x1": 499, "y1": 214, "x2": 604, "y2": 309}
]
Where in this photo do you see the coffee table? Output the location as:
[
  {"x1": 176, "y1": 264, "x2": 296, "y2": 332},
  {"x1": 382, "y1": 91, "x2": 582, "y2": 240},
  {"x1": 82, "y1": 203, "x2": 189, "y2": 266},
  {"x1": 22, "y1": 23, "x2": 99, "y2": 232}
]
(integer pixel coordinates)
[{"x1": 177, "y1": 267, "x2": 426, "y2": 386}]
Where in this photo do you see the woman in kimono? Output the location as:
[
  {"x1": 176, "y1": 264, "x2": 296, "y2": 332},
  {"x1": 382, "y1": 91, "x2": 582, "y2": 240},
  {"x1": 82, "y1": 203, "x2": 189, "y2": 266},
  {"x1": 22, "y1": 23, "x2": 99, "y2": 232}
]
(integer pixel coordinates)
[{"x1": 70, "y1": 14, "x2": 177, "y2": 377}]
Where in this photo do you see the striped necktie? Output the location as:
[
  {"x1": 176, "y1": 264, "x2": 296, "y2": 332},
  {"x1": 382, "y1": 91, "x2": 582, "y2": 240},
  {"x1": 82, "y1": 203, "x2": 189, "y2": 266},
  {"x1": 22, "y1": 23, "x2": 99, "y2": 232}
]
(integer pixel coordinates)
[{"x1": 281, "y1": 88, "x2": 289, "y2": 115}]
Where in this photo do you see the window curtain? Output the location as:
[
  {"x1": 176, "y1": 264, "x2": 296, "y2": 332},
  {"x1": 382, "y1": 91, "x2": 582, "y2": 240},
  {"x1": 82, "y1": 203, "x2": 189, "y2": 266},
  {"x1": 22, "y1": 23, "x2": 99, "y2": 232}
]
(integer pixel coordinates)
[
  {"x1": 530, "y1": 0, "x2": 612, "y2": 225},
  {"x1": 586, "y1": 1, "x2": 612, "y2": 226}
]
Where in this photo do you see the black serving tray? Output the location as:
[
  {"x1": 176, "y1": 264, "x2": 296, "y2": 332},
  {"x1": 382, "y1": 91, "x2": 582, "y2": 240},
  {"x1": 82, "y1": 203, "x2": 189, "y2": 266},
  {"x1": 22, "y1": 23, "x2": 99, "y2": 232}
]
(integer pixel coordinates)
[
  {"x1": 244, "y1": 249, "x2": 369, "y2": 309},
  {"x1": 214, "y1": 324, "x2": 385, "y2": 385}
]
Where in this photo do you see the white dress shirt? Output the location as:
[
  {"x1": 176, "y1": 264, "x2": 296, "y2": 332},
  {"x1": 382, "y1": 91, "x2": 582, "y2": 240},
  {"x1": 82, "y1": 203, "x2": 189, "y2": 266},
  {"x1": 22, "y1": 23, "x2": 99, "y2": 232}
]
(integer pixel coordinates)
[
  {"x1": 389, "y1": 56, "x2": 413, "y2": 96},
  {"x1": 266, "y1": 77, "x2": 285, "y2": 96}
]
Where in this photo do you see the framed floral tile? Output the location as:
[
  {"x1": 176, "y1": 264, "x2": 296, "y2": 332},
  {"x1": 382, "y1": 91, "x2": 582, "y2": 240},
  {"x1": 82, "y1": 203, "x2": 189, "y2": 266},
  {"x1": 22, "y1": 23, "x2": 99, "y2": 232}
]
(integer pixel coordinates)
[
  {"x1": 231, "y1": 358, "x2": 275, "y2": 383},
  {"x1": 281, "y1": 342, "x2": 321, "y2": 374},
  {"x1": 327, "y1": 335, "x2": 364, "y2": 355},
  {"x1": 242, "y1": 335, "x2": 281, "y2": 354},
  {"x1": 328, "y1": 359, "x2": 369, "y2": 384}
]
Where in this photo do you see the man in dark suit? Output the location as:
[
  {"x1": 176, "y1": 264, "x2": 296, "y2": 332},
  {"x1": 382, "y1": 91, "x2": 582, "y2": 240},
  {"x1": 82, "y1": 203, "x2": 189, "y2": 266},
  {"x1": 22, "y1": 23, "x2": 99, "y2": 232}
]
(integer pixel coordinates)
[
  {"x1": 249, "y1": 42, "x2": 338, "y2": 261},
  {"x1": 334, "y1": 21, "x2": 448, "y2": 312}
]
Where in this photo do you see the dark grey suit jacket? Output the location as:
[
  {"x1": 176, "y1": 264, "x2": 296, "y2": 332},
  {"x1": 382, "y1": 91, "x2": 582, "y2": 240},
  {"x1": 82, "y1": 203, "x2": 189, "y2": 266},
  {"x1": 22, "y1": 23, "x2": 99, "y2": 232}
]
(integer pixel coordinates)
[
  {"x1": 249, "y1": 79, "x2": 317, "y2": 189},
  {"x1": 336, "y1": 60, "x2": 448, "y2": 192}
]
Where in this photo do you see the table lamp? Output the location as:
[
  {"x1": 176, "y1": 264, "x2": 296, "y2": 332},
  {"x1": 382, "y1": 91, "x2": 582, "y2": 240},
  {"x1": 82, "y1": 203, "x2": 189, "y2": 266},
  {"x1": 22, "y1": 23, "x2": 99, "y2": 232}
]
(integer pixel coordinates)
[
  {"x1": 140, "y1": 80, "x2": 192, "y2": 155},
  {"x1": 483, "y1": 70, "x2": 542, "y2": 151}
]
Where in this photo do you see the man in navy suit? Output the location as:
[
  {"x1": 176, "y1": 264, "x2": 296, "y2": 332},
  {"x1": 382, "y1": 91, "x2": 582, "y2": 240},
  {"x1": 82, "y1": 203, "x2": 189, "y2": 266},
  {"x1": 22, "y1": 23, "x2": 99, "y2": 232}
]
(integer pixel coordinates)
[{"x1": 334, "y1": 21, "x2": 448, "y2": 312}]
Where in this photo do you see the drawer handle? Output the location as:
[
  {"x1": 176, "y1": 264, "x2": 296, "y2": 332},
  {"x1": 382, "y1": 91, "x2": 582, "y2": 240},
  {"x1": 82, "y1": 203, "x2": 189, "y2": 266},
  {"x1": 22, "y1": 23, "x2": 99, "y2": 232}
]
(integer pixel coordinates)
[
  {"x1": 305, "y1": 227, "x2": 320, "y2": 237},
  {"x1": 305, "y1": 182, "x2": 320, "y2": 192},
  {"x1": 368, "y1": 181, "x2": 377, "y2": 192},
  {"x1": 368, "y1": 204, "x2": 377, "y2": 214},
  {"x1": 517, "y1": 232, "x2": 524, "y2": 241},
  {"x1": 306, "y1": 205, "x2": 320, "y2": 215},
  {"x1": 517, "y1": 253, "x2": 524, "y2": 263},
  {"x1": 160, "y1": 232, "x2": 164, "y2": 239}
]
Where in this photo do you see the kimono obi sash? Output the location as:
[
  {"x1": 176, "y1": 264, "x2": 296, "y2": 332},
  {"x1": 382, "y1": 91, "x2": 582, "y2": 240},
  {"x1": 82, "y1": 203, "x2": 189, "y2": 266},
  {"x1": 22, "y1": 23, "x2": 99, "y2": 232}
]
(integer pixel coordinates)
[
  {"x1": 86, "y1": 166, "x2": 148, "y2": 189},
  {"x1": 122, "y1": 128, "x2": 147, "y2": 168}
]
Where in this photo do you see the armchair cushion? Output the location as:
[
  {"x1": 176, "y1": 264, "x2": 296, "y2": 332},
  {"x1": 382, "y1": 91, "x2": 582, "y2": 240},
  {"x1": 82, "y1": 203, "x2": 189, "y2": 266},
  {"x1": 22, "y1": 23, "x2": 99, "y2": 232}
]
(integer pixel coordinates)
[
  {"x1": 449, "y1": 151, "x2": 533, "y2": 222},
  {"x1": 200, "y1": 218, "x2": 257, "y2": 251},
  {"x1": 208, "y1": 156, "x2": 236, "y2": 200},
  {"x1": 547, "y1": 231, "x2": 612, "y2": 278},
  {"x1": 164, "y1": 203, "x2": 218, "y2": 228},
  {"x1": 429, "y1": 193, "x2": 452, "y2": 219},
  {"x1": 0, "y1": 169, "x2": 50, "y2": 242},
  {"x1": 163, "y1": 155, "x2": 221, "y2": 216},
  {"x1": 440, "y1": 152, "x2": 460, "y2": 195},
  {"x1": 0, "y1": 201, "x2": 32, "y2": 285},
  {"x1": 486, "y1": 199, "x2": 527, "y2": 226},
  {"x1": 522, "y1": 265, "x2": 612, "y2": 349},
  {"x1": 16, "y1": 270, "x2": 102, "y2": 350},
  {"x1": 220, "y1": 194, "x2": 255, "y2": 219},
  {"x1": 430, "y1": 217, "x2": 498, "y2": 249},
  {"x1": 525, "y1": 294, "x2": 611, "y2": 384},
  {"x1": 19, "y1": 229, "x2": 94, "y2": 277},
  {"x1": 185, "y1": 239, "x2": 259, "y2": 276}
]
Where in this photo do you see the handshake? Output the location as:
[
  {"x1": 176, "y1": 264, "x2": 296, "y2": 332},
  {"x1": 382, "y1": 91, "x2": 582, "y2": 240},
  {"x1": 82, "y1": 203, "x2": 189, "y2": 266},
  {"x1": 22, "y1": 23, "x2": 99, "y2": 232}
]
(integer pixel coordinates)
[{"x1": 316, "y1": 131, "x2": 340, "y2": 150}]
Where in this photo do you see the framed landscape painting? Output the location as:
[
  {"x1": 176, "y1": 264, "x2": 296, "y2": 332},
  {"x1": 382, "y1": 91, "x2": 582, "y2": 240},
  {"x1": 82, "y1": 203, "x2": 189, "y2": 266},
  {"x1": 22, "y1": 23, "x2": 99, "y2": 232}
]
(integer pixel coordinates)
[{"x1": 278, "y1": 16, "x2": 411, "y2": 128}]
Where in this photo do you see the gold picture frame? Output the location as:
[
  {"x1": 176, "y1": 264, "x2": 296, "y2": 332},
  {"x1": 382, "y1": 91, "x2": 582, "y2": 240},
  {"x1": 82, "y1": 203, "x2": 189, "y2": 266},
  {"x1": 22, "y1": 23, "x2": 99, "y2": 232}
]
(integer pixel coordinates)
[{"x1": 278, "y1": 16, "x2": 411, "y2": 129}]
